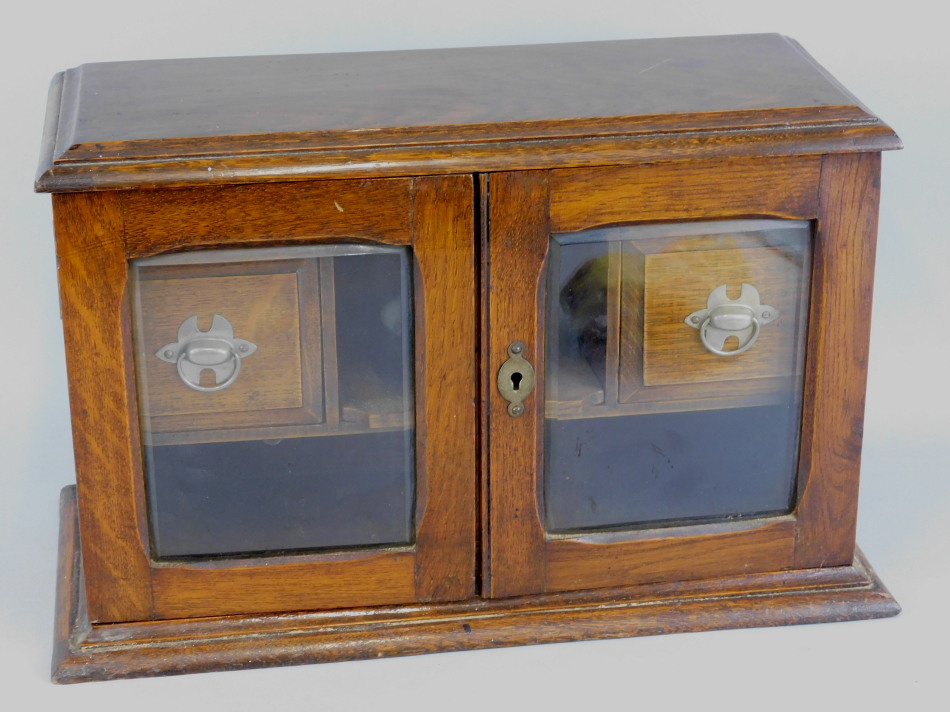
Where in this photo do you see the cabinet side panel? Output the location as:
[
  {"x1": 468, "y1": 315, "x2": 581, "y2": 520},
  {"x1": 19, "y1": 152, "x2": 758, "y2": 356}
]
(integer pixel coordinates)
[
  {"x1": 53, "y1": 192, "x2": 154, "y2": 622},
  {"x1": 411, "y1": 175, "x2": 478, "y2": 601},
  {"x1": 486, "y1": 171, "x2": 550, "y2": 597},
  {"x1": 795, "y1": 152, "x2": 881, "y2": 568}
]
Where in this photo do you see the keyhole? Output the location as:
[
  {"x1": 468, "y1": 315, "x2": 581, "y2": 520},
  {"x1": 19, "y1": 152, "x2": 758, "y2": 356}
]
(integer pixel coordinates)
[{"x1": 511, "y1": 372, "x2": 523, "y2": 392}]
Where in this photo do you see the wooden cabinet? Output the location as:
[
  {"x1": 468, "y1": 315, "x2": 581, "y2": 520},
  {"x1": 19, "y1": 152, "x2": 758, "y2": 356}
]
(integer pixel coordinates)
[{"x1": 37, "y1": 34, "x2": 901, "y2": 683}]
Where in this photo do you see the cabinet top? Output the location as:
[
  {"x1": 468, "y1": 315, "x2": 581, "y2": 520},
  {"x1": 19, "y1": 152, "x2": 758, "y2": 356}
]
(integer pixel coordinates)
[{"x1": 36, "y1": 34, "x2": 900, "y2": 193}]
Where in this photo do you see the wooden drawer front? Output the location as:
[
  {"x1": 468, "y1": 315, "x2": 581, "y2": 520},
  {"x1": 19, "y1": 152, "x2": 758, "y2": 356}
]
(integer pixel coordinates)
[
  {"x1": 618, "y1": 223, "x2": 811, "y2": 403},
  {"x1": 134, "y1": 258, "x2": 322, "y2": 440}
]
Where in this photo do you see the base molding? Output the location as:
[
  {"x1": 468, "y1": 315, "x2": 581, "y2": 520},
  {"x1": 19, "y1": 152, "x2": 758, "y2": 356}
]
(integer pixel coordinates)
[{"x1": 53, "y1": 486, "x2": 900, "y2": 683}]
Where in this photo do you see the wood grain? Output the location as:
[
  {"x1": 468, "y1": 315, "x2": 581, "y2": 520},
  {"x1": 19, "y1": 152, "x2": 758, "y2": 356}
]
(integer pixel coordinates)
[
  {"x1": 137, "y1": 263, "x2": 328, "y2": 443},
  {"x1": 794, "y1": 153, "x2": 882, "y2": 568},
  {"x1": 142, "y1": 176, "x2": 477, "y2": 617},
  {"x1": 53, "y1": 175, "x2": 479, "y2": 622},
  {"x1": 136, "y1": 271, "x2": 304, "y2": 415},
  {"x1": 545, "y1": 518, "x2": 795, "y2": 592},
  {"x1": 36, "y1": 125, "x2": 900, "y2": 192},
  {"x1": 123, "y1": 179, "x2": 413, "y2": 257},
  {"x1": 551, "y1": 155, "x2": 821, "y2": 233},
  {"x1": 133, "y1": 257, "x2": 326, "y2": 442},
  {"x1": 641, "y1": 246, "x2": 809, "y2": 386},
  {"x1": 487, "y1": 160, "x2": 824, "y2": 598},
  {"x1": 40, "y1": 34, "x2": 899, "y2": 675},
  {"x1": 53, "y1": 192, "x2": 153, "y2": 623},
  {"x1": 54, "y1": 486, "x2": 900, "y2": 683},
  {"x1": 411, "y1": 174, "x2": 478, "y2": 602},
  {"x1": 485, "y1": 171, "x2": 550, "y2": 598},
  {"x1": 151, "y1": 550, "x2": 417, "y2": 618},
  {"x1": 36, "y1": 35, "x2": 900, "y2": 192}
]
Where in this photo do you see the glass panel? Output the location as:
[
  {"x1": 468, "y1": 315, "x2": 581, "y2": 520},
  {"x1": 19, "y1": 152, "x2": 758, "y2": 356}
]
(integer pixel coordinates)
[
  {"x1": 132, "y1": 244, "x2": 415, "y2": 559},
  {"x1": 544, "y1": 219, "x2": 811, "y2": 533}
]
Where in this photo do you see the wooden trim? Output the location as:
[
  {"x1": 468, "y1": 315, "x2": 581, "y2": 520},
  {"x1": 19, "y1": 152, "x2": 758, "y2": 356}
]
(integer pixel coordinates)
[
  {"x1": 56, "y1": 176, "x2": 476, "y2": 622},
  {"x1": 50, "y1": 105, "x2": 879, "y2": 164},
  {"x1": 485, "y1": 171, "x2": 551, "y2": 598},
  {"x1": 544, "y1": 518, "x2": 796, "y2": 592},
  {"x1": 488, "y1": 155, "x2": 832, "y2": 597},
  {"x1": 411, "y1": 175, "x2": 478, "y2": 602},
  {"x1": 550, "y1": 155, "x2": 821, "y2": 233},
  {"x1": 151, "y1": 551, "x2": 417, "y2": 619},
  {"x1": 53, "y1": 191, "x2": 153, "y2": 623},
  {"x1": 142, "y1": 176, "x2": 476, "y2": 618},
  {"x1": 37, "y1": 123, "x2": 898, "y2": 193},
  {"x1": 122, "y1": 179, "x2": 413, "y2": 258},
  {"x1": 54, "y1": 486, "x2": 900, "y2": 684},
  {"x1": 794, "y1": 153, "x2": 882, "y2": 568}
]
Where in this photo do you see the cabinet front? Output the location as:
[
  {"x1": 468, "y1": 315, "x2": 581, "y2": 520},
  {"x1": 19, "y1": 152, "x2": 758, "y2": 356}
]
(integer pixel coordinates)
[
  {"x1": 486, "y1": 155, "x2": 880, "y2": 597},
  {"x1": 56, "y1": 176, "x2": 476, "y2": 622}
]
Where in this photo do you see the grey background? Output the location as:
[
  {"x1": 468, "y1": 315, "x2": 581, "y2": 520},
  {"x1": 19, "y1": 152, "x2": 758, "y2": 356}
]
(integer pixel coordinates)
[{"x1": 2, "y1": 0, "x2": 946, "y2": 708}]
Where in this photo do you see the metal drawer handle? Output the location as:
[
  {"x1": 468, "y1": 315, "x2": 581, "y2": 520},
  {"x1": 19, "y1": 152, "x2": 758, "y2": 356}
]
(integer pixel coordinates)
[
  {"x1": 685, "y1": 283, "x2": 778, "y2": 357},
  {"x1": 156, "y1": 315, "x2": 257, "y2": 392}
]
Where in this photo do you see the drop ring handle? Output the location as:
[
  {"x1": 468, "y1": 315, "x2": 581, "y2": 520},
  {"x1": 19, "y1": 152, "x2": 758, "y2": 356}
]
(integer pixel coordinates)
[
  {"x1": 699, "y1": 309, "x2": 761, "y2": 357},
  {"x1": 156, "y1": 314, "x2": 257, "y2": 392},
  {"x1": 685, "y1": 283, "x2": 778, "y2": 358},
  {"x1": 176, "y1": 343, "x2": 243, "y2": 392}
]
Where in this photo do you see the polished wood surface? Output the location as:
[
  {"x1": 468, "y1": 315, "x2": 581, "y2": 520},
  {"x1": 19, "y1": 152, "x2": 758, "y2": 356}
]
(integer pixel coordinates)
[
  {"x1": 54, "y1": 486, "x2": 900, "y2": 683},
  {"x1": 53, "y1": 192, "x2": 153, "y2": 623},
  {"x1": 485, "y1": 171, "x2": 550, "y2": 598},
  {"x1": 794, "y1": 153, "x2": 882, "y2": 568},
  {"x1": 123, "y1": 178, "x2": 413, "y2": 257},
  {"x1": 40, "y1": 35, "x2": 900, "y2": 679},
  {"x1": 411, "y1": 174, "x2": 478, "y2": 602},
  {"x1": 545, "y1": 518, "x2": 795, "y2": 592},
  {"x1": 640, "y1": 246, "x2": 807, "y2": 386},
  {"x1": 546, "y1": 156, "x2": 819, "y2": 416},
  {"x1": 35, "y1": 35, "x2": 899, "y2": 191},
  {"x1": 550, "y1": 155, "x2": 821, "y2": 232},
  {"x1": 55, "y1": 176, "x2": 477, "y2": 622},
  {"x1": 135, "y1": 263, "x2": 315, "y2": 428},
  {"x1": 486, "y1": 152, "x2": 882, "y2": 596}
]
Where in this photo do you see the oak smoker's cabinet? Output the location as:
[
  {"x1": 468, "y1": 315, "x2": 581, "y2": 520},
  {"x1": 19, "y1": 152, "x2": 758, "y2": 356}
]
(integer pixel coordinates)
[{"x1": 37, "y1": 35, "x2": 902, "y2": 683}]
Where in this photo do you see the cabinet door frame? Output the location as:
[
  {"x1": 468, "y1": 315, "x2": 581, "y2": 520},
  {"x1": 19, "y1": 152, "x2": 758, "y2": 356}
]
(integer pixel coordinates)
[
  {"x1": 485, "y1": 154, "x2": 881, "y2": 597},
  {"x1": 55, "y1": 175, "x2": 477, "y2": 622}
]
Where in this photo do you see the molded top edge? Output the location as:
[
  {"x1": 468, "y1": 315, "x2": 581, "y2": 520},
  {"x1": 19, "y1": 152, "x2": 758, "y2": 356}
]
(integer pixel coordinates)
[{"x1": 36, "y1": 34, "x2": 901, "y2": 192}]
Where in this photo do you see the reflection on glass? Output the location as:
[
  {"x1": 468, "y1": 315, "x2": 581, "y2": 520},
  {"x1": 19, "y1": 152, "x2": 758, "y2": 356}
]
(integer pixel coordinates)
[
  {"x1": 132, "y1": 245, "x2": 414, "y2": 559},
  {"x1": 544, "y1": 220, "x2": 811, "y2": 533}
]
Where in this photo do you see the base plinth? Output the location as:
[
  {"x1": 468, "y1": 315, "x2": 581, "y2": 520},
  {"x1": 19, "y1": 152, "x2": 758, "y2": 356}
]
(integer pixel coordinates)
[{"x1": 52, "y1": 486, "x2": 900, "y2": 683}]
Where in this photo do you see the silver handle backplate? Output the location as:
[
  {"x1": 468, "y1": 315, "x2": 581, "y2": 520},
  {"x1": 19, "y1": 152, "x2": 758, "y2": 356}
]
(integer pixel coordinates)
[
  {"x1": 156, "y1": 314, "x2": 257, "y2": 392},
  {"x1": 685, "y1": 283, "x2": 778, "y2": 357}
]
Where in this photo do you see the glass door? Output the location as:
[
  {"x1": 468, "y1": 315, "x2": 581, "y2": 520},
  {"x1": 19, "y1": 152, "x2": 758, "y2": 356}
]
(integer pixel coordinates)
[
  {"x1": 485, "y1": 156, "x2": 865, "y2": 597},
  {"x1": 62, "y1": 175, "x2": 477, "y2": 622}
]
